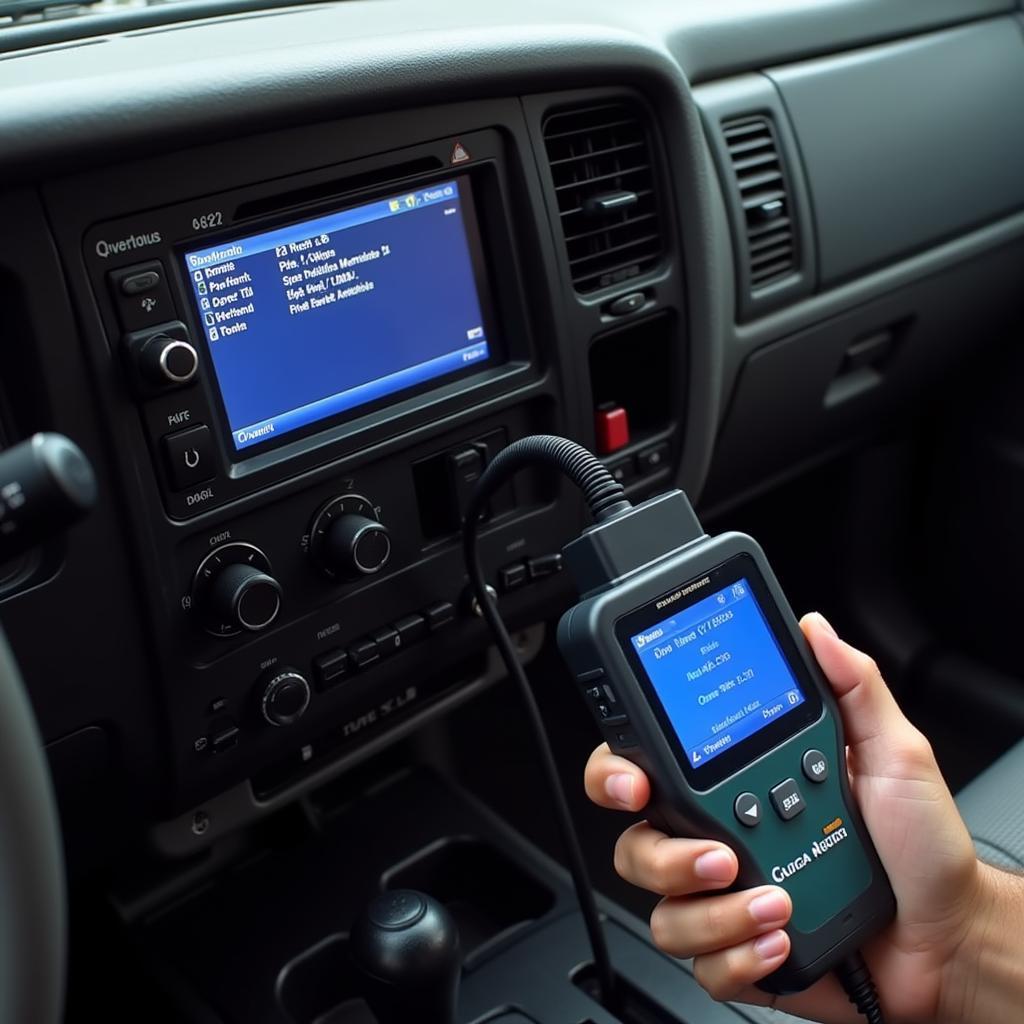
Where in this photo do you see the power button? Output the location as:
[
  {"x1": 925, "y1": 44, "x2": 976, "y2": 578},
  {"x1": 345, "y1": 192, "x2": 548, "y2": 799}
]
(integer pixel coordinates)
[{"x1": 161, "y1": 424, "x2": 215, "y2": 490}]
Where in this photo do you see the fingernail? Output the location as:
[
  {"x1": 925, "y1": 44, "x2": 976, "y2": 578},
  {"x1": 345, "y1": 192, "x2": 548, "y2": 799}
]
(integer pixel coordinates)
[
  {"x1": 813, "y1": 612, "x2": 837, "y2": 636},
  {"x1": 694, "y1": 849, "x2": 735, "y2": 882},
  {"x1": 605, "y1": 773, "x2": 634, "y2": 807},
  {"x1": 749, "y1": 891, "x2": 789, "y2": 925},
  {"x1": 754, "y1": 930, "x2": 788, "y2": 960}
]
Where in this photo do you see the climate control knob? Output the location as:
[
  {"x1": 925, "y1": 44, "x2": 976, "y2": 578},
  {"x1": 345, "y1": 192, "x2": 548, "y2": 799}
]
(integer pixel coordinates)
[
  {"x1": 308, "y1": 494, "x2": 391, "y2": 581},
  {"x1": 192, "y1": 542, "x2": 282, "y2": 637},
  {"x1": 258, "y1": 668, "x2": 311, "y2": 727}
]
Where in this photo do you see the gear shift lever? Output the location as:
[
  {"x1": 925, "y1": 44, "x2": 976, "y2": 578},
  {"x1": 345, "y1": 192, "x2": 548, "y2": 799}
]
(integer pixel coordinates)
[{"x1": 350, "y1": 889, "x2": 461, "y2": 1024}]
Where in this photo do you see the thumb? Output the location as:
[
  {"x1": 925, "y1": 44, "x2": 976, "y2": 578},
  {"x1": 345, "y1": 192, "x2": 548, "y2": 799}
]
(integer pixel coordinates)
[{"x1": 799, "y1": 612, "x2": 922, "y2": 776}]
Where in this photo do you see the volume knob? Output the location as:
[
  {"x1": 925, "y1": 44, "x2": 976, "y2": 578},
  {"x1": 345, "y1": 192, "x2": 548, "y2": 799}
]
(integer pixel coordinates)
[
  {"x1": 140, "y1": 333, "x2": 199, "y2": 387},
  {"x1": 192, "y1": 542, "x2": 282, "y2": 637},
  {"x1": 308, "y1": 494, "x2": 391, "y2": 581},
  {"x1": 259, "y1": 668, "x2": 310, "y2": 727}
]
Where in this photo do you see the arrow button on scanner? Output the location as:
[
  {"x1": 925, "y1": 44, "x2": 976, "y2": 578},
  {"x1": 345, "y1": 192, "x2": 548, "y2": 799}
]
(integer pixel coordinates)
[{"x1": 734, "y1": 792, "x2": 762, "y2": 828}]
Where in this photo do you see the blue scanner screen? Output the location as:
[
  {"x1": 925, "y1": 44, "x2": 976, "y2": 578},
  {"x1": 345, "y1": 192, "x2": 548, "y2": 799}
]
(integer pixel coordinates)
[
  {"x1": 629, "y1": 578, "x2": 806, "y2": 768},
  {"x1": 182, "y1": 179, "x2": 491, "y2": 452}
]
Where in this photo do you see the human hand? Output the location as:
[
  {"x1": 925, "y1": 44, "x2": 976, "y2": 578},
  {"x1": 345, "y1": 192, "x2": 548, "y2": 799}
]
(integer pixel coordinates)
[{"x1": 584, "y1": 613, "x2": 998, "y2": 1023}]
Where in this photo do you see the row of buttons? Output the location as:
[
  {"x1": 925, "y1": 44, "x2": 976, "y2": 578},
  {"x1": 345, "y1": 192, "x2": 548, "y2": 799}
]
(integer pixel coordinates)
[
  {"x1": 498, "y1": 553, "x2": 563, "y2": 592},
  {"x1": 733, "y1": 749, "x2": 830, "y2": 828},
  {"x1": 312, "y1": 601, "x2": 455, "y2": 691},
  {"x1": 108, "y1": 260, "x2": 220, "y2": 493},
  {"x1": 605, "y1": 441, "x2": 671, "y2": 486},
  {"x1": 578, "y1": 669, "x2": 637, "y2": 748}
]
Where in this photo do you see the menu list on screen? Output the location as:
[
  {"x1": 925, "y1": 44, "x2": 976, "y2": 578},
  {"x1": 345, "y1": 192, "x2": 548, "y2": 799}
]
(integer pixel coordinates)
[
  {"x1": 629, "y1": 578, "x2": 806, "y2": 768},
  {"x1": 182, "y1": 178, "x2": 492, "y2": 452}
]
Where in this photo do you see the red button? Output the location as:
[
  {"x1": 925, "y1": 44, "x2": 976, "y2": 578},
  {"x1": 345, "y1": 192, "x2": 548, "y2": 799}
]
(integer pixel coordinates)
[{"x1": 595, "y1": 405, "x2": 630, "y2": 455}]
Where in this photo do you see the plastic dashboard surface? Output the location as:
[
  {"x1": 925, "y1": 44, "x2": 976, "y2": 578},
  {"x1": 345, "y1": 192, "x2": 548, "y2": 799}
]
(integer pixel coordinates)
[{"x1": 0, "y1": 0, "x2": 1021, "y2": 855}]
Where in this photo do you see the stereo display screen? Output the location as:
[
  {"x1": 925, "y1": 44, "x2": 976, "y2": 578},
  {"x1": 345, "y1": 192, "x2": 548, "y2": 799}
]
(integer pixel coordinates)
[{"x1": 182, "y1": 177, "x2": 496, "y2": 454}]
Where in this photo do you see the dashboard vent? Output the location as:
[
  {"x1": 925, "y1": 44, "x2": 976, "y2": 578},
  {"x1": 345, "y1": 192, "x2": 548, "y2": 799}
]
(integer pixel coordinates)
[
  {"x1": 542, "y1": 102, "x2": 664, "y2": 293},
  {"x1": 721, "y1": 116, "x2": 796, "y2": 289}
]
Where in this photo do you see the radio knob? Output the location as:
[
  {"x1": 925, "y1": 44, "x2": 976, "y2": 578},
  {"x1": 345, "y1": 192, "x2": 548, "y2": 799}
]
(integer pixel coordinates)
[
  {"x1": 192, "y1": 542, "x2": 282, "y2": 637},
  {"x1": 308, "y1": 495, "x2": 391, "y2": 581},
  {"x1": 326, "y1": 514, "x2": 391, "y2": 576},
  {"x1": 140, "y1": 333, "x2": 199, "y2": 387},
  {"x1": 259, "y1": 668, "x2": 310, "y2": 727}
]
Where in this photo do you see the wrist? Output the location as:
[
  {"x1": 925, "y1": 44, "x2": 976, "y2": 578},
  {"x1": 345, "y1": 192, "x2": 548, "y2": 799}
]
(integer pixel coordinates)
[{"x1": 940, "y1": 861, "x2": 1024, "y2": 1024}]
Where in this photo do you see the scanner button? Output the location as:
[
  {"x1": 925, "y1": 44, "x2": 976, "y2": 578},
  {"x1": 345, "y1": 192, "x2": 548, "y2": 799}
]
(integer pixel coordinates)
[
  {"x1": 734, "y1": 792, "x2": 762, "y2": 828},
  {"x1": 602, "y1": 714, "x2": 629, "y2": 728},
  {"x1": 802, "y1": 749, "x2": 829, "y2": 783},
  {"x1": 770, "y1": 779, "x2": 806, "y2": 821}
]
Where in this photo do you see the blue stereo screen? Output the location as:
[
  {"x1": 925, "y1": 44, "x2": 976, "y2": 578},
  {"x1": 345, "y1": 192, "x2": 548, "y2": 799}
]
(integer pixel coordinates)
[
  {"x1": 182, "y1": 179, "x2": 492, "y2": 452},
  {"x1": 629, "y1": 578, "x2": 806, "y2": 768}
]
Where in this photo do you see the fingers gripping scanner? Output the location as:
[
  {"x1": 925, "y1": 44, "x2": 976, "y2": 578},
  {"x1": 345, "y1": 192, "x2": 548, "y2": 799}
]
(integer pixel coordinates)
[
  {"x1": 463, "y1": 437, "x2": 894, "y2": 1021},
  {"x1": 556, "y1": 489, "x2": 895, "y2": 995}
]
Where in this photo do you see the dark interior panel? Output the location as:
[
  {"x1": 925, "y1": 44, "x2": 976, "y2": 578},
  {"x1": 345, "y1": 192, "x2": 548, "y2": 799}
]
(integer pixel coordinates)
[
  {"x1": 0, "y1": 2, "x2": 1022, "y2": 1022},
  {"x1": 701, "y1": 239, "x2": 1024, "y2": 510},
  {"x1": 768, "y1": 17, "x2": 1024, "y2": 286}
]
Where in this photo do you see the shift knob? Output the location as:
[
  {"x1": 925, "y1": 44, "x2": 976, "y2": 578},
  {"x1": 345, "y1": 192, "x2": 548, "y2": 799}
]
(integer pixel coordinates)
[{"x1": 350, "y1": 890, "x2": 460, "y2": 1024}]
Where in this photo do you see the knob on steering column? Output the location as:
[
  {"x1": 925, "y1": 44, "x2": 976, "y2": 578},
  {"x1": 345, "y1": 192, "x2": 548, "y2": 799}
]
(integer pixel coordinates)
[{"x1": 350, "y1": 890, "x2": 461, "y2": 1024}]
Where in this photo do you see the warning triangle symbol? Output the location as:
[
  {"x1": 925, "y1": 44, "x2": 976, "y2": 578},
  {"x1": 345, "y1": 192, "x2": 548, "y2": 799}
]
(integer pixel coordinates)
[{"x1": 451, "y1": 141, "x2": 471, "y2": 164}]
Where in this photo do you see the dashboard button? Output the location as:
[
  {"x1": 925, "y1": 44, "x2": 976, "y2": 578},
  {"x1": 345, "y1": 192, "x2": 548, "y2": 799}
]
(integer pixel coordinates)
[
  {"x1": 108, "y1": 260, "x2": 176, "y2": 331},
  {"x1": 605, "y1": 454, "x2": 636, "y2": 485},
  {"x1": 595, "y1": 404, "x2": 630, "y2": 455},
  {"x1": 349, "y1": 638, "x2": 380, "y2": 669},
  {"x1": 313, "y1": 649, "x2": 349, "y2": 691},
  {"x1": 447, "y1": 446, "x2": 486, "y2": 521},
  {"x1": 770, "y1": 778, "x2": 806, "y2": 821},
  {"x1": 607, "y1": 291, "x2": 646, "y2": 316},
  {"x1": 499, "y1": 562, "x2": 528, "y2": 591},
  {"x1": 393, "y1": 613, "x2": 427, "y2": 645},
  {"x1": 802, "y1": 749, "x2": 829, "y2": 783},
  {"x1": 637, "y1": 442, "x2": 670, "y2": 475},
  {"x1": 527, "y1": 553, "x2": 563, "y2": 579},
  {"x1": 210, "y1": 720, "x2": 240, "y2": 754},
  {"x1": 734, "y1": 792, "x2": 762, "y2": 827},
  {"x1": 162, "y1": 424, "x2": 215, "y2": 490},
  {"x1": 371, "y1": 625, "x2": 402, "y2": 657},
  {"x1": 423, "y1": 601, "x2": 455, "y2": 630},
  {"x1": 119, "y1": 270, "x2": 161, "y2": 295}
]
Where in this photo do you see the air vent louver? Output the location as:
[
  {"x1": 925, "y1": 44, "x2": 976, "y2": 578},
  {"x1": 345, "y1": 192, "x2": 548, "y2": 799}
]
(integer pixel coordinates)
[
  {"x1": 721, "y1": 116, "x2": 797, "y2": 289},
  {"x1": 543, "y1": 102, "x2": 664, "y2": 294}
]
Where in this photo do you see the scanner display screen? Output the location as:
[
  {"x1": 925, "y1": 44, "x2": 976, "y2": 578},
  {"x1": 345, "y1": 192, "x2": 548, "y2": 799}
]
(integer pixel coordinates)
[
  {"x1": 182, "y1": 177, "x2": 495, "y2": 454},
  {"x1": 628, "y1": 577, "x2": 807, "y2": 770}
]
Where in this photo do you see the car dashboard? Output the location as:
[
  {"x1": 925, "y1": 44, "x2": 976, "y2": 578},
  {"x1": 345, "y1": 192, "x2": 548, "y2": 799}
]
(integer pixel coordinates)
[{"x1": 0, "y1": 2, "x2": 1023, "y2": 1019}]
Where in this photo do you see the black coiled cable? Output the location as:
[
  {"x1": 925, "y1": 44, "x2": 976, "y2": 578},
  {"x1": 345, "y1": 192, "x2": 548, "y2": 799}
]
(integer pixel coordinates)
[
  {"x1": 838, "y1": 952, "x2": 885, "y2": 1024},
  {"x1": 462, "y1": 437, "x2": 631, "y2": 1011}
]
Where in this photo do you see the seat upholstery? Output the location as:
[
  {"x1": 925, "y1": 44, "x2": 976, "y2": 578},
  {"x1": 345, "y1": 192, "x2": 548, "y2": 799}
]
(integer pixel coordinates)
[{"x1": 956, "y1": 740, "x2": 1024, "y2": 871}]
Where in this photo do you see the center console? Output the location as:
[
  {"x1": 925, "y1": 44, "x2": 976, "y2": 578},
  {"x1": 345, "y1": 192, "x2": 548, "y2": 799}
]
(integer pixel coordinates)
[{"x1": 42, "y1": 91, "x2": 688, "y2": 834}]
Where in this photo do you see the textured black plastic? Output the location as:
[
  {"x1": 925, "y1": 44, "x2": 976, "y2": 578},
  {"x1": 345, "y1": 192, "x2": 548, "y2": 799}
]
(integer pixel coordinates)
[{"x1": 350, "y1": 890, "x2": 460, "y2": 1024}]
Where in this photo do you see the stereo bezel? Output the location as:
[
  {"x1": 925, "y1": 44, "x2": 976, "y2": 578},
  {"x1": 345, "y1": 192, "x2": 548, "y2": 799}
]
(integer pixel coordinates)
[{"x1": 83, "y1": 128, "x2": 540, "y2": 520}]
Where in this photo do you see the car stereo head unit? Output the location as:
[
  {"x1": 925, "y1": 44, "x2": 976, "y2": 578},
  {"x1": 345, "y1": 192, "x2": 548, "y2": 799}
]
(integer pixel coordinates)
[
  {"x1": 83, "y1": 129, "x2": 536, "y2": 519},
  {"x1": 181, "y1": 176, "x2": 499, "y2": 458}
]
